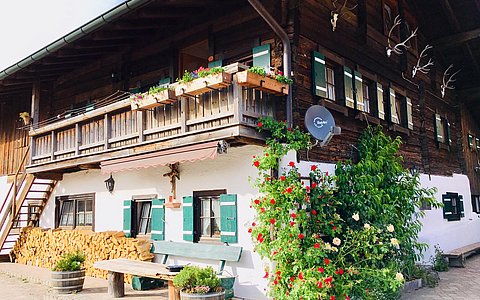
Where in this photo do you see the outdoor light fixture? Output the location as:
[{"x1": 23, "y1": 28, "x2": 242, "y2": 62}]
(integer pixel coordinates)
[{"x1": 104, "y1": 174, "x2": 115, "y2": 192}]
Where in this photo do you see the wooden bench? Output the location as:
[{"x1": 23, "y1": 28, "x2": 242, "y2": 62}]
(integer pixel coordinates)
[
  {"x1": 442, "y1": 242, "x2": 480, "y2": 267},
  {"x1": 93, "y1": 241, "x2": 242, "y2": 299}
]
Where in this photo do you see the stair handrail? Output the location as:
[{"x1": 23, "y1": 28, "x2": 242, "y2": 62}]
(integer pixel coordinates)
[{"x1": 0, "y1": 147, "x2": 30, "y2": 220}]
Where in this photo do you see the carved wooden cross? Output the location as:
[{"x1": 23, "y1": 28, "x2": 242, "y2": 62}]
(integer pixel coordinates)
[{"x1": 163, "y1": 163, "x2": 180, "y2": 200}]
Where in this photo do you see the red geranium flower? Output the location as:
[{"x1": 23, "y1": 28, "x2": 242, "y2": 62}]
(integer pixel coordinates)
[
  {"x1": 273, "y1": 279, "x2": 278, "y2": 285},
  {"x1": 280, "y1": 175, "x2": 286, "y2": 181},
  {"x1": 270, "y1": 218, "x2": 275, "y2": 224},
  {"x1": 318, "y1": 267, "x2": 325, "y2": 273},
  {"x1": 298, "y1": 233, "x2": 305, "y2": 239},
  {"x1": 260, "y1": 207, "x2": 265, "y2": 213},
  {"x1": 254, "y1": 199, "x2": 260, "y2": 205},
  {"x1": 330, "y1": 296, "x2": 335, "y2": 300},
  {"x1": 252, "y1": 222, "x2": 256, "y2": 227},
  {"x1": 324, "y1": 258, "x2": 330, "y2": 265},
  {"x1": 311, "y1": 165, "x2": 317, "y2": 171},
  {"x1": 257, "y1": 121, "x2": 263, "y2": 128},
  {"x1": 333, "y1": 226, "x2": 337, "y2": 231},
  {"x1": 314, "y1": 243, "x2": 320, "y2": 249},
  {"x1": 263, "y1": 271, "x2": 269, "y2": 278},
  {"x1": 290, "y1": 276, "x2": 295, "y2": 282},
  {"x1": 324, "y1": 276, "x2": 333, "y2": 283},
  {"x1": 289, "y1": 161, "x2": 295, "y2": 167},
  {"x1": 335, "y1": 268, "x2": 344, "y2": 275},
  {"x1": 248, "y1": 228, "x2": 252, "y2": 233},
  {"x1": 311, "y1": 209, "x2": 317, "y2": 215},
  {"x1": 276, "y1": 270, "x2": 281, "y2": 275},
  {"x1": 253, "y1": 161, "x2": 260, "y2": 167},
  {"x1": 288, "y1": 127, "x2": 292, "y2": 132},
  {"x1": 317, "y1": 281, "x2": 323, "y2": 288},
  {"x1": 306, "y1": 186, "x2": 310, "y2": 192},
  {"x1": 311, "y1": 182, "x2": 317, "y2": 189},
  {"x1": 291, "y1": 213, "x2": 297, "y2": 219},
  {"x1": 290, "y1": 221, "x2": 295, "y2": 227},
  {"x1": 286, "y1": 187, "x2": 293, "y2": 193},
  {"x1": 270, "y1": 199, "x2": 276, "y2": 205},
  {"x1": 298, "y1": 272, "x2": 304, "y2": 280}
]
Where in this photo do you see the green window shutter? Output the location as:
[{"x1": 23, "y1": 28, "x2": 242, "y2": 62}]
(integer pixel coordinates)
[
  {"x1": 252, "y1": 44, "x2": 271, "y2": 71},
  {"x1": 389, "y1": 88, "x2": 399, "y2": 124},
  {"x1": 183, "y1": 196, "x2": 194, "y2": 242},
  {"x1": 406, "y1": 97, "x2": 413, "y2": 130},
  {"x1": 354, "y1": 71, "x2": 364, "y2": 111},
  {"x1": 151, "y1": 199, "x2": 165, "y2": 241},
  {"x1": 312, "y1": 51, "x2": 327, "y2": 97},
  {"x1": 476, "y1": 138, "x2": 480, "y2": 151},
  {"x1": 123, "y1": 200, "x2": 133, "y2": 238},
  {"x1": 376, "y1": 83, "x2": 385, "y2": 120},
  {"x1": 435, "y1": 114, "x2": 443, "y2": 143},
  {"x1": 208, "y1": 60, "x2": 223, "y2": 68},
  {"x1": 459, "y1": 195, "x2": 465, "y2": 218},
  {"x1": 158, "y1": 78, "x2": 171, "y2": 89},
  {"x1": 468, "y1": 134, "x2": 474, "y2": 149},
  {"x1": 343, "y1": 67, "x2": 355, "y2": 108},
  {"x1": 442, "y1": 194, "x2": 454, "y2": 221},
  {"x1": 220, "y1": 194, "x2": 238, "y2": 244},
  {"x1": 445, "y1": 120, "x2": 452, "y2": 146}
]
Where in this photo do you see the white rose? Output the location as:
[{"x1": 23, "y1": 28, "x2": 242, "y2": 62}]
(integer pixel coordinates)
[
  {"x1": 333, "y1": 237, "x2": 341, "y2": 246},
  {"x1": 387, "y1": 224, "x2": 394, "y2": 232},
  {"x1": 364, "y1": 223, "x2": 371, "y2": 230},
  {"x1": 352, "y1": 213, "x2": 360, "y2": 221},
  {"x1": 395, "y1": 272, "x2": 404, "y2": 281}
]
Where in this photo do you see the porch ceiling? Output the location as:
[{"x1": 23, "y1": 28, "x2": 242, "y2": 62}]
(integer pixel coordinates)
[{"x1": 0, "y1": 0, "x2": 249, "y2": 97}]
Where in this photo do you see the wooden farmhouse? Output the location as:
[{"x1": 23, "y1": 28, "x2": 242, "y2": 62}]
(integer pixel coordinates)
[{"x1": 0, "y1": 0, "x2": 479, "y2": 298}]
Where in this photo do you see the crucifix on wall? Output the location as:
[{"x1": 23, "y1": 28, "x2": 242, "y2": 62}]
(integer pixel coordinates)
[{"x1": 163, "y1": 163, "x2": 180, "y2": 201}]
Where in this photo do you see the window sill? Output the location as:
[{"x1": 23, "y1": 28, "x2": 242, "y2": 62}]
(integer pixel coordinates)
[
  {"x1": 355, "y1": 112, "x2": 381, "y2": 125},
  {"x1": 319, "y1": 98, "x2": 348, "y2": 116},
  {"x1": 390, "y1": 124, "x2": 410, "y2": 136},
  {"x1": 165, "y1": 202, "x2": 181, "y2": 208},
  {"x1": 198, "y1": 237, "x2": 223, "y2": 245}
]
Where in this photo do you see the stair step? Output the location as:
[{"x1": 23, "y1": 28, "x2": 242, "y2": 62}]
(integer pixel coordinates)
[
  {"x1": 25, "y1": 198, "x2": 47, "y2": 200},
  {"x1": 0, "y1": 254, "x2": 11, "y2": 262},
  {"x1": 32, "y1": 182, "x2": 54, "y2": 186}
]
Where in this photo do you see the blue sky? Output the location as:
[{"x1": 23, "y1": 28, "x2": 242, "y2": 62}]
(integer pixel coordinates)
[{"x1": 0, "y1": 0, "x2": 125, "y2": 70}]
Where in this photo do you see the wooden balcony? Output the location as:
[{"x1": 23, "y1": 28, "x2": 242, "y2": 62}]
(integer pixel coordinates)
[{"x1": 27, "y1": 80, "x2": 275, "y2": 174}]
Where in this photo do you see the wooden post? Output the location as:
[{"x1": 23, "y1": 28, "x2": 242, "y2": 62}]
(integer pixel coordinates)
[
  {"x1": 167, "y1": 280, "x2": 176, "y2": 300},
  {"x1": 232, "y1": 80, "x2": 243, "y2": 124},
  {"x1": 74, "y1": 124, "x2": 80, "y2": 156},
  {"x1": 180, "y1": 98, "x2": 187, "y2": 133},
  {"x1": 137, "y1": 110, "x2": 144, "y2": 143},
  {"x1": 104, "y1": 114, "x2": 110, "y2": 150},
  {"x1": 107, "y1": 271, "x2": 125, "y2": 298},
  {"x1": 30, "y1": 81, "x2": 40, "y2": 129},
  {"x1": 50, "y1": 131, "x2": 56, "y2": 161}
]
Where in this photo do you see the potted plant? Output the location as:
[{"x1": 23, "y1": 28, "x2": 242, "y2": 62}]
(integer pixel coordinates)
[
  {"x1": 51, "y1": 250, "x2": 86, "y2": 294},
  {"x1": 175, "y1": 66, "x2": 232, "y2": 97},
  {"x1": 130, "y1": 85, "x2": 177, "y2": 110},
  {"x1": 236, "y1": 66, "x2": 292, "y2": 95},
  {"x1": 173, "y1": 266, "x2": 225, "y2": 300}
]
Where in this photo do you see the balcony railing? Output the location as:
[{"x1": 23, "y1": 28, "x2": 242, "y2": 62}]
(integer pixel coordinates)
[{"x1": 28, "y1": 79, "x2": 275, "y2": 170}]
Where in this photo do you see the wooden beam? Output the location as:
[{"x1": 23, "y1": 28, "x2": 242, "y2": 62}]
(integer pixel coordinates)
[
  {"x1": 433, "y1": 27, "x2": 480, "y2": 48},
  {"x1": 31, "y1": 81, "x2": 40, "y2": 128}
]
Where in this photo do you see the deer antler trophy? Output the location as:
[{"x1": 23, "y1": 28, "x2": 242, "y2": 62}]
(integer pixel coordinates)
[
  {"x1": 440, "y1": 64, "x2": 461, "y2": 98},
  {"x1": 386, "y1": 15, "x2": 418, "y2": 57},
  {"x1": 412, "y1": 45, "x2": 434, "y2": 78},
  {"x1": 330, "y1": 0, "x2": 357, "y2": 32}
]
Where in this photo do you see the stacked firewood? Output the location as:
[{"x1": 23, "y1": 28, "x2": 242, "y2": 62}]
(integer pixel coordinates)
[{"x1": 11, "y1": 227, "x2": 154, "y2": 283}]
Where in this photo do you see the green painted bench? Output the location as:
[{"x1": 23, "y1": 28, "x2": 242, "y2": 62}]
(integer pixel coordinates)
[{"x1": 151, "y1": 240, "x2": 243, "y2": 275}]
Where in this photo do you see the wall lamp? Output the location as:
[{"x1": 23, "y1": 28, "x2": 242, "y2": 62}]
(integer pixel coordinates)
[{"x1": 104, "y1": 174, "x2": 115, "y2": 192}]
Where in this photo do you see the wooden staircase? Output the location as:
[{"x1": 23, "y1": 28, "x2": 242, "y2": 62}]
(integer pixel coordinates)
[{"x1": 0, "y1": 149, "x2": 57, "y2": 260}]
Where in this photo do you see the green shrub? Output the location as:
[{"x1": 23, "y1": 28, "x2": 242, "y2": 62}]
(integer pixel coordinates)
[
  {"x1": 432, "y1": 244, "x2": 449, "y2": 272},
  {"x1": 53, "y1": 251, "x2": 85, "y2": 272},
  {"x1": 173, "y1": 266, "x2": 221, "y2": 294}
]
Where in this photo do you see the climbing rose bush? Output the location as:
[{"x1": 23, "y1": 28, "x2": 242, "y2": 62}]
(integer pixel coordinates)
[{"x1": 249, "y1": 118, "x2": 438, "y2": 299}]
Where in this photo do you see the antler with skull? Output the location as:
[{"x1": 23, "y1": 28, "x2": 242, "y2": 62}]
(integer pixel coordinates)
[
  {"x1": 330, "y1": 0, "x2": 357, "y2": 32},
  {"x1": 440, "y1": 64, "x2": 461, "y2": 98},
  {"x1": 412, "y1": 45, "x2": 434, "y2": 78},
  {"x1": 386, "y1": 15, "x2": 418, "y2": 57}
]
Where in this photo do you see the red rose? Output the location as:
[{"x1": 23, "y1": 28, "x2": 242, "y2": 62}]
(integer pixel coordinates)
[
  {"x1": 248, "y1": 228, "x2": 252, "y2": 233},
  {"x1": 254, "y1": 199, "x2": 260, "y2": 205},
  {"x1": 253, "y1": 161, "x2": 260, "y2": 167},
  {"x1": 290, "y1": 276, "x2": 295, "y2": 282},
  {"x1": 314, "y1": 243, "x2": 320, "y2": 249},
  {"x1": 298, "y1": 272, "x2": 304, "y2": 280},
  {"x1": 311, "y1": 165, "x2": 317, "y2": 171},
  {"x1": 289, "y1": 161, "x2": 295, "y2": 167},
  {"x1": 291, "y1": 213, "x2": 297, "y2": 219},
  {"x1": 288, "y1": 127, "x2": 292, "y2": 132},
  {"x1": 257, "y1": 121, "x2": 263, "y2": 128},
  {"x1": 324, "y1": 276, "x2": 333, "y2": 283},
  {"x1": 252, "y1": 222, "x2": 256, "y2": 227},
  {"x1": 324, "y1": 258, "x2": 330, "y2": 265},
  {"x1": 263, "y1": 271, "x2": 269, "y2": 278},
  {"x1": 345, "y1": 296, "x2": 350, "y2": 300},
  {"x1": 311, "y1": 182, "x2": 317, "y2": 189},
  {"x1": 260, "y1": 207, "x2": 265, "y2": 213},
  {"x1": 333, "y1": 226, "x2": 337, "y2": 231},
  {"x1": 265, "y1": 153, "x2": 269, "y2": 157},
  {"x1": 306, "y1": 186, "x2": 310, "y2": 192},
  {"x1": 280, "y1": 175, "x2": 286, "y2": 181},
  {"x1": 335, "y1": 268, "x2": 344, "y2": 275},
  {"x1": 266, "y1": 177, "x2": 271, "y2": 181},
  {"x1": 318, "y1": 267, "x2": 325, "y2": 273},
  {"x1": 270, "y1": 218, "x2": 275, "y2": 224},
  {"x1": 317, "y1": 281, "x2": 323, "y2": 288},
  {"x1": 330, "y1": 296, "x2": 335, "y2": 300},
  {"x1": 276, "y1": 270, "x2": 281, "y2": 275},
  {"x1": 311, "y1": 209, "x2": 317, "y2": 215},
  {"x1": 290, "y1": 221, "x2": 295, "y2": 227},
  {"x1": 273, "y1": 279, "x2": 278, "y2": 285},
  {"x1": 286, "y1": 187, "x2": 293, "y2": 193},
  {"x1": 298, "y1": 233, "x2": 305, "y2": 239},
  {"x1": 270, "y1": 199, "x2": 276, "y2": 205}
]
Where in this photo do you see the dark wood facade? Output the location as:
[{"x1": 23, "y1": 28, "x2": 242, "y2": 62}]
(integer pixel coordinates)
[{"x1": 0, "y1": 0, "x2": 479, "y2": 193}]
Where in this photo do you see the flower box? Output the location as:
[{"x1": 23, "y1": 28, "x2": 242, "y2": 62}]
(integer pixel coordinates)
[
  {"x1": 236, "y1": 70, "x2": 289, "y2": 95},
  {"x1": 175, "y1": 72, "x2": 232, "y2": 97},
  {"x1": 130, "y1": 90, "x2": 177, "y2": 110}
]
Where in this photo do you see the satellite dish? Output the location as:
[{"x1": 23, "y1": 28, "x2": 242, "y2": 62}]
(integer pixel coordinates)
[{"x1": 305, "y1": 105, "x2": 341, "y2": 147}]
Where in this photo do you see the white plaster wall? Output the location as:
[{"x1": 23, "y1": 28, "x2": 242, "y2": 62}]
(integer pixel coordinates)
[
  {"x1": 417, "y1": 173, "x2": 480, "y2": 262},
  {"x1": 39, "y1": 145, "x2": 268, "y2": 300}
]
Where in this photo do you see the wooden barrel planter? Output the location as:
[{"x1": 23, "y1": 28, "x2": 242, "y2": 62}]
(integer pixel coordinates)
[
  {"x1": 51, "y1": 270, "x2": 85, "y2": 294},
  {"x1": 180, "y1": 290, "x2": 226, "y2": 300}
]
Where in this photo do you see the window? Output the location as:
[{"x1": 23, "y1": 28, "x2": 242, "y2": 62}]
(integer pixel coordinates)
[
  {"x1": 472, "y1": 195, "x2": 480, "y2": 214},
  {"x1": 468, "y1": 134, "x2": 474, "y2": 149},
  {"x1": 326, "y1": 65, "x2": 336, "y2": 101},
  {"x1": 361, "y1": 79, "x2": 371, "y2": 113},
  {"x1": 183, "y1": 192, "x2": 238, "y2": 244},
  {"x1": 442, "y1": 192, "x2": 464, "y2": 221},
  {"x1": 56, "y1": 193, "x2": 94, "y2": 229},
  {"x1": 132, "y1": 195, "x2": 154, "y2": 237},
  {"x1": 435, "y1": 114, "x2": 451, "y2": 146},
  {"x1": 194, "y1": 190, "x2": 225, "y2": 242}
]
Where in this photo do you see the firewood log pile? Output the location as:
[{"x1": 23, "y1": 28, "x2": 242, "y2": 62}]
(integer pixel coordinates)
[{"x1": 11, "y1": 227, "x2": 154, "y2": 283}]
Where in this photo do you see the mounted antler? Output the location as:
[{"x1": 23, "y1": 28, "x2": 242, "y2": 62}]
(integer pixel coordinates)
[
  {"x1": 331, "y1": 0, "x2": 357, "y2": 32},
  {"x1": 441, "y1": 64, "x2": 461, "y2": 98},
  {"x1": 412, "y1": 45, "x2": 434, "y2": 78},
  {"x1": 386, "y1": 15, "x2": 418, "y2": 57}
]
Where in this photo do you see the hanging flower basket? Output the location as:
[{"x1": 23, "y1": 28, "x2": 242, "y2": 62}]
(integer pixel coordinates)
[
  {"x1": 236, "y1": 70, "x2": 289, "y2": 95},
  {"x1": 130, "y1": 89, "x2": 177, "y2": 110},
  {"x1": 175, "y1": 72, "x2": 232, "y2": 97}
]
